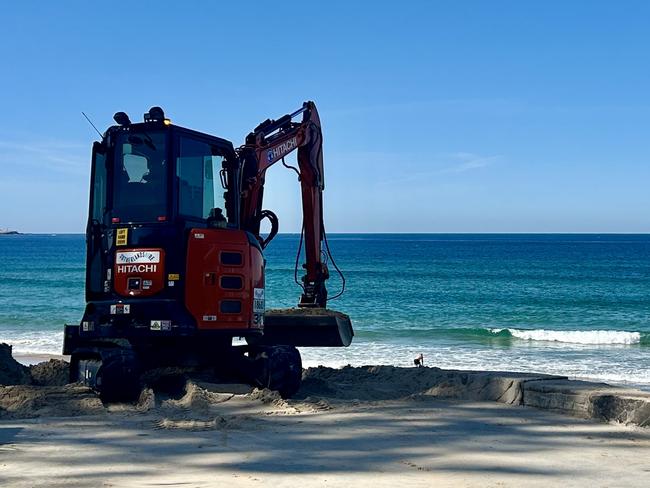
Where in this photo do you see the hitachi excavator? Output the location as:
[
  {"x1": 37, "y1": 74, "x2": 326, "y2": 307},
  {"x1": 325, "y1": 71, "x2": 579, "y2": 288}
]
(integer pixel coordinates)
[{"x1": 64, "y1": 101, "x2": 353, "y2": 401}]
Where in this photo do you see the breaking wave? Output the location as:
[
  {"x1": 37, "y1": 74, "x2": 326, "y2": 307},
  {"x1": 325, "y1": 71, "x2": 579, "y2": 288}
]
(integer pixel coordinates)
[
  {"x1": 361, "y1": 326, "x2": 649, "y2": 346},
  {"x1": 489, "y1": 328, "x2": 645, "y2": 345}
]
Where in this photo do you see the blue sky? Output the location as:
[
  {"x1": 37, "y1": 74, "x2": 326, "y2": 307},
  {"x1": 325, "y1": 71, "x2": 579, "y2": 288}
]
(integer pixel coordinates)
[{"x1": 1, "y1": 1, "x2": 650, "y2": 233}]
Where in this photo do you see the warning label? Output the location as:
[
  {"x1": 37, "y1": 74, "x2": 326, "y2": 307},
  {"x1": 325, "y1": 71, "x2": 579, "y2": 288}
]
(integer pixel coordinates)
[{"x1": 253, "y1": 288, "x2": 265, "y2": 313}]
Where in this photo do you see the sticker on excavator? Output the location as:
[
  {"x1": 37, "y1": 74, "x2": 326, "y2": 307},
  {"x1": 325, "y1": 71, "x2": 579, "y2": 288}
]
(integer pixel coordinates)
[
  {"x1": 115, "y1": 228, "x2": 128, "y2": 246},
  {"x1": 116, "y1": 250, "x2": 161, "y2": 265},
  {"x1": 267, "y1": 137, "x2": 298, "y2": 163},
  {"x1": 150, "y1": 320, "x2": 170, "y2": 331},
  {"x1": 115, "y1": 250, "x2": 160, "y2": 274},
  {"x1": 110, "y1": 304, "x2": 130, "y2": 315},
  {"x1": 253, "y1": 313, "x2": 264, "y2": 328},
  {"x1": 253, "y1": 288, "x2": 265, "y2": 313}
]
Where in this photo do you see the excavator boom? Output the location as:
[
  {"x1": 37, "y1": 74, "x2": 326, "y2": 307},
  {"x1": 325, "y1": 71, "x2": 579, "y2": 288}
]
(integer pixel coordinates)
[
  {"x1": 239, "y1": 101, "x2": 329, "y2": 307},
  {"x1": 238, "y1": 101, "x2": 352, "y2": 347}
]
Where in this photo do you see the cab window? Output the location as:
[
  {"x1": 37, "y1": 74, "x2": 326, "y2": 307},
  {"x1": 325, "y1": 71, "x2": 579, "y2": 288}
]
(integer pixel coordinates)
[
  {"x1": 90, "y1": 144, "x2": 107, "y2": 222},
  {"x1": 176, "y1": 137, "x2": 227, "y2": 220},
  {"x1": 112, "y1": 131, "x2": 167, "y2": 222}
]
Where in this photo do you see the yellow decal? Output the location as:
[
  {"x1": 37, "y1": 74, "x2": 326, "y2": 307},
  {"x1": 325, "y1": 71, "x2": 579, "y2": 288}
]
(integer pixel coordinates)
[
  {"x1": 168, "y1": 273, "x2": 180, "y2": 281},
  {"x1": 116, "y1": 228, "x2": 128, "y2": 246}
]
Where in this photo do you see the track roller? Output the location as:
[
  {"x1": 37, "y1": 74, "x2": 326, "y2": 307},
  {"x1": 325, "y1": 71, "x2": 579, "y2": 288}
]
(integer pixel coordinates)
[{"x1": 72, "y1": 350, "x2": 141, "y2": 403}]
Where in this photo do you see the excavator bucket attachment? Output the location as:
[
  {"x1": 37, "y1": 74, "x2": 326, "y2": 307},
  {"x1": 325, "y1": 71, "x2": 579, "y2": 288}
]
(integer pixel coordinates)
[{"x1": 260, "y1": 309, "x2": 354, "y2": 347}]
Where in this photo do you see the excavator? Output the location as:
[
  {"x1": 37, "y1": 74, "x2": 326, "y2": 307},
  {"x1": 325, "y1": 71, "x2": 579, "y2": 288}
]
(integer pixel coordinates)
[{"x1": 63, "y1": 101, "x2": 353, "y2": 401}]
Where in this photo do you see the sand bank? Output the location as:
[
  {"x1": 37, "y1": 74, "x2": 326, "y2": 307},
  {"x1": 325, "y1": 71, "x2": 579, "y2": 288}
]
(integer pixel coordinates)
[
  {"x1": 1, "y1": 379, "x2": 650, "y2": 487},
  {"x1": 2, "y1": 344, "x2": 650, "y2": 486}
]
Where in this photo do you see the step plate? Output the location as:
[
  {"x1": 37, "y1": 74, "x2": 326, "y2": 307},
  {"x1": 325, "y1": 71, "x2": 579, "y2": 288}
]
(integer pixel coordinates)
[{"x1": 261, "y1": 308, "x2": 354, "y2": 347}]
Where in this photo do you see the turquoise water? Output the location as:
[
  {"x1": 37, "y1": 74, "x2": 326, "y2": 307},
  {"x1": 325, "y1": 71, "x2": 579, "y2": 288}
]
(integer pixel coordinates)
[{"x1": 1, "y1": 234, "x2": 649, "y2": 388}]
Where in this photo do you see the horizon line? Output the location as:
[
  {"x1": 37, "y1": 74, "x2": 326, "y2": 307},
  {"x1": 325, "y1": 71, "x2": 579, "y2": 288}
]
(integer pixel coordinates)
[{"x1": 8, "y1": 231, "x2": 650, "y2": 236}]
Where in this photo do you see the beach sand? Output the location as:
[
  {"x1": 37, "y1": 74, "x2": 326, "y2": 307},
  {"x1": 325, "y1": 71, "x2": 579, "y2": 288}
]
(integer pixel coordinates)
[{"x1": 1, "y1": 363, "x2": 650, "y2": 487}]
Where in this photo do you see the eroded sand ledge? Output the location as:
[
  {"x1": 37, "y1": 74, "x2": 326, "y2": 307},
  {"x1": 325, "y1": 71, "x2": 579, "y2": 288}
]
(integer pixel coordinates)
[{"x1": 300, "y1": 365, "x2": 650, "y2": 427}]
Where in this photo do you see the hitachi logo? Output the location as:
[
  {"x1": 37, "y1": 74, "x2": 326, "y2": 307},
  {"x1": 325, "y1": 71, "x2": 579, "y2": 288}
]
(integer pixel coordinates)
[
  {"x1": 117, "y1": 264, "x2": 157, "y2": 273},
  {"x1": 268, "y1": 137, "x2": 298, "y2": 163}
]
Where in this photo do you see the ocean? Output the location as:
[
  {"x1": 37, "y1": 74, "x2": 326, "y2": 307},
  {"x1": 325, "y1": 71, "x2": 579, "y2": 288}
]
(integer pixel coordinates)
[{"x1": 1, "y1": 233, "x2": 649, "y2": 389}]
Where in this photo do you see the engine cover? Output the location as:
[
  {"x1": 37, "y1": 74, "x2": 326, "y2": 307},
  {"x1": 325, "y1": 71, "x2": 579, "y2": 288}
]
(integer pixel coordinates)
[{"x1": 185, "y1": 229, "x2": 264, "y2": 331}]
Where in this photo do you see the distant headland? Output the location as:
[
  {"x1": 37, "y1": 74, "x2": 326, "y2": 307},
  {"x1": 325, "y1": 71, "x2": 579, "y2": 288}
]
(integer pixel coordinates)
[{"x1": 0, "y1": 228, "x2": 20, "y2": 235}]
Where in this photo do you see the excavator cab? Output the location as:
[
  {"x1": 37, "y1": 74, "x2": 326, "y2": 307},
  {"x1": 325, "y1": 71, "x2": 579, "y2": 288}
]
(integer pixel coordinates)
[{"x1": 64, "y1": 104, "x2": 353, "y2": 401}]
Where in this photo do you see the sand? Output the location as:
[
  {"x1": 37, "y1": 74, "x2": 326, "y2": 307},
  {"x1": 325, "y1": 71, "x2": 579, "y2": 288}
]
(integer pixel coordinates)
[
  {"x1": 1, "y1": 382, "x2": 649, "y2": 487},
  {"x1": 1, "y1": 348, "x2": 650, "y2": 486}
]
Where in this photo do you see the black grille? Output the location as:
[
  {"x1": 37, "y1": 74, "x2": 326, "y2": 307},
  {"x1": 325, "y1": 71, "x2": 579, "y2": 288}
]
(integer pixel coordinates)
[
  {"x1": 220, "y1": 300, "x2": 242, "y2": 314},
  {"x1": 221, "y1": 252, "x2": 243, "y2": 266},
  {"x1": 220, "y1": 276, "x2": 243, "y2": 289}
]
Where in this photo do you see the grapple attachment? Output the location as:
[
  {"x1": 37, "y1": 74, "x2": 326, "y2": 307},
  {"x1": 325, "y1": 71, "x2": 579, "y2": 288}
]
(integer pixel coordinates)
[{"x1": 259, "y1": 308, "x2": 354, "y2": 347}]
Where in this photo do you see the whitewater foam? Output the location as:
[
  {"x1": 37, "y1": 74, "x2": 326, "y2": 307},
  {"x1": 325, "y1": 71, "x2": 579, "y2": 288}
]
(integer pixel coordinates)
[
  {"x1": 1, "y1": 331, "x2": 64, "y2": 355},
  {"x1": 491, "y1": 328, "x2": 642, "y2": 345}
]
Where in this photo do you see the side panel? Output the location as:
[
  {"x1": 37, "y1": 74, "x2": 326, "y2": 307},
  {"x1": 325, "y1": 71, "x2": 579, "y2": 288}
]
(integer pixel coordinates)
[{"x1": 185, "y1": 229, "x2": 264, "y2": 331}]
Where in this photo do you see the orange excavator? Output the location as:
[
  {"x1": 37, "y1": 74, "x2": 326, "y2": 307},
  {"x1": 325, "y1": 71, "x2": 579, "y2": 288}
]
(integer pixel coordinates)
[{"x1": 64, "y1": 102, "x2": 353, "y2": 401}]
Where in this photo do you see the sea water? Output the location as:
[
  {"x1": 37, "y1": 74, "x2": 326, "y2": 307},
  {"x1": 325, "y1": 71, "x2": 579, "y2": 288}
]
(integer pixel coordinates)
[{"x1": 1, "y1": 234, "x2": 649, "y2": 388}]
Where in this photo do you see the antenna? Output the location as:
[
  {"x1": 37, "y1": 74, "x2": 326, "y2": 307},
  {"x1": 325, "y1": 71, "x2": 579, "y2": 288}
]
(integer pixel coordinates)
[{"x1": 81, "y1": 112, "x2": 103, "y2": 139}]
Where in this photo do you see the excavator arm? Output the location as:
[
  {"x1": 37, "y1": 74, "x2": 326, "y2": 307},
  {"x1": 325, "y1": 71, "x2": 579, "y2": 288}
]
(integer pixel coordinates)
[{"x1": 238, "y1": 101, "x2": 329, "y2": 307}]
